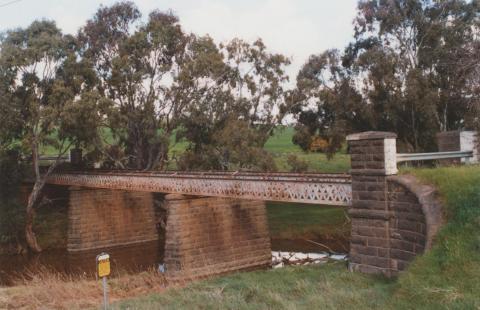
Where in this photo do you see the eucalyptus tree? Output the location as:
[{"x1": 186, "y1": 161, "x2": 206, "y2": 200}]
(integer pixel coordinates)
[
  {"x1": 290, "y1": 50, "x2": 365, "y2": 157},
  {"x1": 79, "y1": 2, "x2": 188, "y2": 170},
  {"x1": 0, "y1": 66, "x2": 21, "y2": 152},
  {"x1": 0, "y1": 20, "x2": 102, "y2": 252},
  {"x1": 293, "y1": 0, "x2": 479, "y2": 153},
  {"x1": 222, "y1": 38, "x2": 291, "y2": 140},
  {"x1": 177, "y1": 38, "x2": 291, "y2": 171}
]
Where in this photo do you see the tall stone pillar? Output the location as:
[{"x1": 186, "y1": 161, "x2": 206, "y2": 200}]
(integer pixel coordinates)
[
  {"x1": 346, "y1": 131, "x2": 398, "y2": 276},
  {"x1": 163, "y1": 195, "x2": 271, "y2": 283}
]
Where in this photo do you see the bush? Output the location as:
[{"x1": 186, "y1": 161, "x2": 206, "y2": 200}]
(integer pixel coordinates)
[{"x1": 286, "y1": 154, "x2": 309, "y2": 173}]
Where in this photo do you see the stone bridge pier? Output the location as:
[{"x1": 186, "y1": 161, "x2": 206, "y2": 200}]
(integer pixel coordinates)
[
  {"x1": 67, "y1": 188, "x2": 158, "y2": 252},
  {"x1": 347, "y1": 132, "x2": 443, "y2": 277},
  {"x1": 65, "y1": 187, "x2": 271, "y2": 282},
  {"x1": 163, "y1": 195, "x2": 271, "y2": 282}
]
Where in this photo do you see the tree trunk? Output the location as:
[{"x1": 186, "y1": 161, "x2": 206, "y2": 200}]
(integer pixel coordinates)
[
  {"x1": 25, "y1": 182, "x2": 43, "y2": 253},
  {"x1": 24, "y1": 147, "x2": 60, "y2": 253}
]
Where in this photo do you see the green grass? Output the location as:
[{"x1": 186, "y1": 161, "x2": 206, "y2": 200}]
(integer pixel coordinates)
[
  {"x1": 267, "y1": 202, "x2": 349, "y2": 240},
  {"x1": 39, "y1": 126, "x2": 350, "y2": 173},
  {"x1": 117, "y1": 165, "x2": 480, "y2": 309},
  {"x1": 266, "y1": 126, "x2": 350, "y2": 173},
  {"x1": 391, "y1": 165, "x2": 480, "y2": 308},
  {"x1": 272, "y1": 152, "x2": 350, "y2": 173},
  {"x1": 264, "y1": 127, "x2": 300, "y2": 153},
  {"x1": 117, "y1": 262, "x2": 394, "y2": 310}
]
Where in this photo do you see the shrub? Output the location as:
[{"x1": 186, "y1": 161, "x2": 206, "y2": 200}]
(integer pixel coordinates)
[{"x1": 286, "y1": 155, "x2": 309, "y2": 173}]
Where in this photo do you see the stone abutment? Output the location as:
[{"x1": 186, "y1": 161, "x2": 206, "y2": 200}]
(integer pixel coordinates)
[{"x1": 347, "y1": 132, "x2": 443, "y2": 276}]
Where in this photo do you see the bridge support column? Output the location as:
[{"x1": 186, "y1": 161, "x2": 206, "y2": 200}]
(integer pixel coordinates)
[
  {"x1": 347, "y1": 132, "x2": 443, "y2": 277},
  {"x1": 67, "y1": 187, "x2": 158, "y2": 252},
  {"x1": 163, "y1": 195, "x2": 271, "y2": 283},
  {"x1": 347, "y1": 132, "x2": 398, "y2": 276}
]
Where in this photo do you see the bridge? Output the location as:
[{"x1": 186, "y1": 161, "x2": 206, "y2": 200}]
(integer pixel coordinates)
[
  {"x1": 33, "y1": 130, "x2": 477, "y2": 281},
  {"x1": 46, "y1": 171, "x2": 353, "y2": 206}
]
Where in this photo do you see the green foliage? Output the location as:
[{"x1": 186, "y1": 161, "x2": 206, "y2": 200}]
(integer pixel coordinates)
[
  {"x1": 0, "y1": 150, "x2": 23, "y2": 199},
  {"x1": 80, "y1": 2, "x2": 187, "y2": 170},
  {"x1": 293, "y1": 0, "x2": 480, "y2": 154},
  {"x1": 0, "y1": 19, "x2": 101, "y2": 160},
  {"x1": 264, "y1": 127, "x2": 351, "y2": 173},
  {"x1": 286, "y1": 154, "x2": 309, "y2": 173},
  {"x1": 176, "y1": 36, "x2": 291, "y2": 171},
  {"x1": 0, "y1": 19, "x2": 105, "y2": 251},
  {"x1": 179, "y1": 119, "x2": 277, "y2": 171},
  {"x1": 77, "y1": 2, "x2": 291, "y2": 171}
]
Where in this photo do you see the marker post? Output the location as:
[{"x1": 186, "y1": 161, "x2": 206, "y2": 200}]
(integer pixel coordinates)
[{"x1": 96, "y1": 253, "x2": 111, "y2": 310}]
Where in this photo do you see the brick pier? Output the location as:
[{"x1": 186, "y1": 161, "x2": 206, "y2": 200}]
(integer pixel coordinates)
[
  {"x1": 67, "y1": 188, "x2": 158, "y2": 252},
  {"x1": 163, "y1": 195, "x2": 271, "y2": 282},
  {"x1": 347, "y1": 132, "x2": 443, "y2": 276}
]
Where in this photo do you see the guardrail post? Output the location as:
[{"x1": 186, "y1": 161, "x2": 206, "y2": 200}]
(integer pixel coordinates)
[
  {"x1": 346, "y1": 131, "x2": 398, "y2": 276},
  {"x1": 461, "y1": 131, "x2": 479, "y2": 164}
]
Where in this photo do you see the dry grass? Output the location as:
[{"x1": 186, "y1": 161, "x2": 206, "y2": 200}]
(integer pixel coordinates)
[{"x1": 0, "y1": 267, "x2": 167, "y2": 310}]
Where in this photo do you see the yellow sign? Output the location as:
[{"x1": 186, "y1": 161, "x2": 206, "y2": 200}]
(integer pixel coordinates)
[{"x1": 96, "y1": 253, "x2": 111, "y2": 278}]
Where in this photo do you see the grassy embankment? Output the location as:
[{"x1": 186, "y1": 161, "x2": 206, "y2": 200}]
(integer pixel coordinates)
[{"x1": 114, "y1": 165, "x2": 480, "y2": 309}]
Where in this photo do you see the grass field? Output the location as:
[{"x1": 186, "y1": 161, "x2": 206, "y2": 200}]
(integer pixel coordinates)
[
  {"x1": 40, "y1": 126, "x2": 351, "y2": 173},
  {"x1": 264, "y1": 127, "x2": 350, "y2": 173},
  {"x1": 116, "y1": 165, "x2": 480, "y2": 309}
]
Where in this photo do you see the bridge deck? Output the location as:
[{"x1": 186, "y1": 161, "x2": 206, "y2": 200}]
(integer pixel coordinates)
[{"x1": 46, "y1": 171, "x2": 352, "y2": 206}]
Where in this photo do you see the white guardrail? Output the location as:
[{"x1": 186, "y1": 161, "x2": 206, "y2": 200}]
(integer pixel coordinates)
[
  {"x1": 38, "y1": 155, "x2": 70, "y2": 163},
  {"x1": 396, "y1": 150, "x2": 473, "y2": 163},
  {"x1": 40, "y1": 150, "x2": 475, "y2": 166}
]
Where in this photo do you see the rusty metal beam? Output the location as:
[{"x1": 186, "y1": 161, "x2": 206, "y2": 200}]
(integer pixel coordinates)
[{"x1": 46, "y1": 171, "x2": 352, "y2": 206}]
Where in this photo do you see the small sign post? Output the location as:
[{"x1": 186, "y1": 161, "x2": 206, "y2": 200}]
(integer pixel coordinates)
[{"x1": 96, "y1": 253, "x2": 111, "y2": 310}]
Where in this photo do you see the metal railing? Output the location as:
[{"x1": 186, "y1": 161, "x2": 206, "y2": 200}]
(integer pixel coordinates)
[
  {"x1": 38, "y1": 155, "x2": 70, "y2": 165},
  {"x1": 46, "y1": 171, "x2": 353, "y2": 206},
  {"x1": 397, "y1": 150, "x2": 473, "y2": 163}
]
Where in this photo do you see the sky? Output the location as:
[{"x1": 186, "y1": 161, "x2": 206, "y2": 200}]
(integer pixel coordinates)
[{"x1": 0, "y1": 0, "x2": 359, "y2": 81}]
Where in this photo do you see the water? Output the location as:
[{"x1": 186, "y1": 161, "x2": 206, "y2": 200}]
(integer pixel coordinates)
[
  {"x1": 0, "y1": 238, "x2": 348, "y2": 286},
  {"x1": 1, "y1": 188, "x2": 349, "y2": 287}
]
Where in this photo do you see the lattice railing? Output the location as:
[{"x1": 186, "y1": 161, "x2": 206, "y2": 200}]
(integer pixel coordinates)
[{"x1": 46, "y1": 171, "x2": 352, "y2": 206}]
